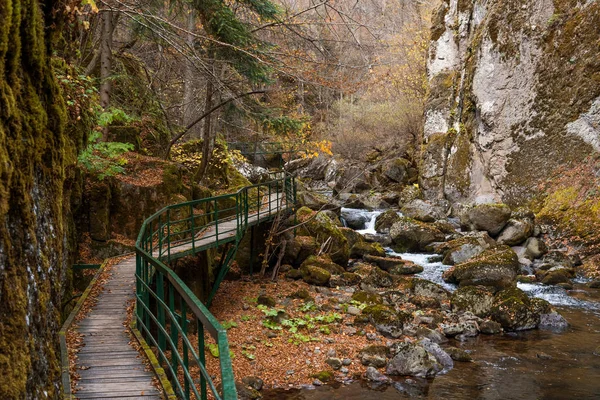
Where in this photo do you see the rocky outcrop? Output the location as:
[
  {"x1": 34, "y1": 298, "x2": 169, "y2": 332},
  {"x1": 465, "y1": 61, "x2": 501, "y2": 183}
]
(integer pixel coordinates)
[{"x1": 421, "y1": 0, "x2": 600, "y2": 206}]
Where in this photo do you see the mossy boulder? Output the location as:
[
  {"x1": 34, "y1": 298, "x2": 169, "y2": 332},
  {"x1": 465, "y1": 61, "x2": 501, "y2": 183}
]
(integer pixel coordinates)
[
  {"x1": 410, "y1": 278, "x2": 450, "y2": 302},
  {"x1": 350, "y1": 241, "x2": 386, "y2": 259},
  {"x1": 398, "y1": 185, "x2": 424, "y2": 206},
  {"x1": 539, "y1": 267, "x2": 575, "y2": 285},
  {"x1": 311, "y1": 370, "x2": 334, "y2": 382},
  {"x1": 443, "y1": 245, "x2": 520, "y2": 291},
  {"x1": 401, "y1": 199, "x2": 443, "y2": 222},
  {"x1": 362, "y1": 267, "x2": 396, "y2": 288},
  {"x1": 524, "y1": 237, "x2": 547, "y2": 260},
  {"x1": 301, "y1": 255, "x2": 345, "y2": 275},
  {"x1": 297, "y1": 188, "x2": 330, "y2": 210},
  {"x1": 451, "y1": 286, "x2": 495, "y2": 317},
  {"x1": 285, "y1": 269, "x2": 303, "y2": 280},
  {"x1": 257, "y1": 295, "x2": 276, "y2": 307},
  {"x1": 439, "y1": 235, "x2": 491, "y2": 265},
  {"x1": 461, "y1": 203, "x2": 512, "y2": 236},
  {"x1": 389, "y1": 263, "x2": 424, "y2": 275},
  {"x1": 296, "y1": 206, "x2": 350, "y2": 266},
  {"x1": 389, "y1": 217, "x2": 446, "y2": 252},
  {"x1": 340, "y1": 227, "x2": 364, "y2": 248},
  {"x1": 329, "y1": 272, "x2": 362, "y2": 287},
  {"x1": 381, "y1": 157, "x2": 411, "y2": 184},
  {"x1": 490, "y1": 287, "x2": 547, "y2": 331},
  {"x1": 299, "y1": 265, "x2": 331, "y2": 286},
  {"x1": 363, "y1": 305, "x2": 409, "y2": 338},
  {"x1": 446, "y1": 347, "x2": 473, "y2": 362},
  {"x1": 363, "y1": 254, "x2": 405, "y2": 271},
  {"x1": 375, "y1": 209, "x2": 401, "y2": 233}
]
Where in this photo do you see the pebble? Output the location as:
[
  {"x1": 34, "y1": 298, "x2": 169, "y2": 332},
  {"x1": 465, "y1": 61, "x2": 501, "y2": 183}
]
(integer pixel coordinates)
[
  {"x1": 242, "y1": 304, "x2": 250, "y2": 310},
  {"x1": 314, "y1": 348, "x2": 321, "y2": 355},
  {"x1": 342, "y1": 358, "x2": 352, "y2": 366},
  {"x1": 343, "y1": 326, "x2": 357, "y2": 336},
  {"x1": 347, "y1": 306, "x2": 361, "y2": 316},
  {"x1": 313, "y1": 380, "x2": 323, "y2": 386},
  {"x1": 536, "y1": 352, "x2": 552, "y2": 360},
  {"x1": 366, "y1": 333, "x2": 378, "y2": 341},
  {"x1": 340, "y1": 367, "x2": 349, "y2": 374},
  {"x1": 286, "y1": 370, "x2": 295, "y2": 375},
  {"x1": 327, "y1": 349, "x2": 337, "y2": 357}
]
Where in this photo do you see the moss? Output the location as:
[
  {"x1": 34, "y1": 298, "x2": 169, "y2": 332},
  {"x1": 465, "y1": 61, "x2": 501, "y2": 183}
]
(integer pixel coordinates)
[
  {"x1": 430, "y1": 0, "x2": 451, "y2": 42},
  {"x1": 362, "y1": 305, "x2": 398, "y2": 325},
  {"x1": 311, "y1": 370, "x2": 334, "y2": 382},
  {"x1": 351, "y1": 291, "x2": 382, "y2": 305},
  {"x1": 350, "y1": 242, "x2": 385, "y2": 259},
  {"x1": 300, "y1": 255, "x2": 345, "y2": 275},
  {"x1": 374, "y1": 209, "x2": 401, "y2": 232},
  {"x1": 0, "y1": 2, "x2": 80, "y2": 397},
  {"x1": 295, "y1": 207, "x2": 350, "y2": 266},
  {"x1": 299, "y1": 265, "x2": 331, "y2": 286}
]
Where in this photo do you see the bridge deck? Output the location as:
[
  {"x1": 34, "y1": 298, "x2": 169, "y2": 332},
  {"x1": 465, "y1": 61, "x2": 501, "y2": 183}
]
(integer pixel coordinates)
[{"x1": 72, "y1": 192, "x2": 287, "y2": 399}]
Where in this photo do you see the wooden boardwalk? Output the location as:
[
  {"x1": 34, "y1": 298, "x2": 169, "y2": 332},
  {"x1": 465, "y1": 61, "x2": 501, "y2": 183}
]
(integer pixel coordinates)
[
  {"x1": 72, "y1": 192, "x2": 288, "y2": 399},
  {"x1": 74, "y1": 257, "x2": 162, "y2": 399}
]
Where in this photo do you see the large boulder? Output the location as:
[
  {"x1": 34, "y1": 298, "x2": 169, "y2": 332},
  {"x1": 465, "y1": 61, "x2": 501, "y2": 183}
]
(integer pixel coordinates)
[
  {"x1": 363, "y1": 254, "x2": 405, "y2": 271},
  {"x1": 389, "y1": 217, "x2": 446, "y2": 252},
  {"x1": 381, "y1": 158, "x2": 411, "y2": 184},
  {"x1": 398, "y1": 185, "x2": 423, "y2": 206},
  {"x1": 334, "y1": 165, "x2": 371, "y2": 194},
  {"x1": 283, "y1": 235, "x2": 318, "y2": 267},
  {"x1": 362, "y1": 305, "x2": 409, "y2": 338},
  {"x1": 386, "y1": 342, "x2": 443, "y2": 377},
  {"x1": 299, "y1": 265, "x2": 331, "y2": 286},
  {"x1": 341, "y1": 209, "x2": 370, "y2": 230},
  {"x1": 350, "y1": 241, "x2": 386, "y2": 259},
  {"x1": 359, "y1": 345, "x2": 390, "y2": 368},
  {"x1": 490, "y1": 287, "x2": 550, "y2": 331},
  {"x1": 524, "y1": 237, "x2": 547, "y2": 260},
  {"x1": 300, "y1": 255, "x2": 345, "y2": 275},
  {"x1": 296, "y1": 207, "x2": 350, "y2": 266},
  {"x1": 496, "y1": 218, "x2": 534, "y2": 246},
  {"x1": 443, "y1": 245, "x2": 520, "y2": 291},
  {"x1": 440, "y1": 236, "x2": 491, "y2": 265},
  {"x1": 375, "y1": 209, "x2": 402, "y2": 233},
  {"x1": 401, "y1": 199, "x2": 444, "y2": 222},
  {"x1": 410, "y1": 279, "x2": 450, "y2": 302},
  {"x1": 461, "y1": 204, "x2": 512, "y2": 236},
  {"x1": 451, "y1": 286, "x2": 495, "y2": 317}
]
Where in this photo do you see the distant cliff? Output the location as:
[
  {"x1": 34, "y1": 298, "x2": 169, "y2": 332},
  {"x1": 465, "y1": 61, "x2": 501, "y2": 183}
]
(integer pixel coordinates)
[
  {"x1": 420, "y1": 0, "x2": 600, "y2": 206},
  {"x1": 0, "y1": 2, "x2": 81, "y2": 398}
]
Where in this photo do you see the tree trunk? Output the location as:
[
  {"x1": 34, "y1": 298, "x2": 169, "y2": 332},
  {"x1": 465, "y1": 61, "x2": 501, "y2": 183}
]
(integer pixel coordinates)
[
  {"x1": 183, "y1": 8, "x2": 199, "y2": 138},
  {"x1": 100, "y1": 9, "x2": 113, "y2": 140},
  {"x1": 194, "y1": 78, "x2": 215, "y2": 182}
]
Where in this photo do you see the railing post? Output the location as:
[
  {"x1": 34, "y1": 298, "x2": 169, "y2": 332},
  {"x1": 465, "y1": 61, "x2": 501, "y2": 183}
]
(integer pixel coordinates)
[
  {"x1": 198, "y1": 322, "x2": 207, "y2": 400},
  {"x1": 214, "y1": 198, "x2": 219, "y2": 244},
  {"x1": 167, "y1": 209, "x2": 172, "y2": 262},
  {"x1": 158, "y1": 213, "x2": 162, "y2": 259},
  {"x1": 157, "y1": 272, "x2": 166, "y2": 352},
  {"x1": 169, "y1": 283, "x2": 178, "y2": 374},
  {"x1": 181, "y1": 301, "x2": 190, "y2": 399},
  {"x1": 190, "y1": 204, "x2": 195, "y2": 252}
]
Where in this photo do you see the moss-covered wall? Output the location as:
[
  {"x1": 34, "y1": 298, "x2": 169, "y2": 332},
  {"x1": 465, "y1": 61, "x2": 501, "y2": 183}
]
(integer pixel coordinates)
[{"x1": 0, "y1": 1, "x2": 81, "y2": 398}]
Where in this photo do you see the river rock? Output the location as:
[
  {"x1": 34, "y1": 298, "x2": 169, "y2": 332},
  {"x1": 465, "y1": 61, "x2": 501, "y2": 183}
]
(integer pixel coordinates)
[
  {"x1": 490, "y1": 287, "x2": 548, "y2": 331},
  {"x1": 359, "y1": 345, "x2": 389, "y2": 368},
  {"x1": 538, "y1": 310, "x2": 569, "y2": 330},
  {"x1": 389, "y1": 217, "x2": 446, "y2": 252},
  {"x1": 329, "y1": 272, "x2": 362, "y2": 287},
  {"x1": 524, "y1": 237, "x2": 548, "y2": 260},
  {"x1": 445, "y1": 347, "x2": 472, "y2": 362},
  {"x1": 365, "y1": 366, "x2": 390, "y2": 383},
  {"x1": 350, "y1": 241, "x2": 386, "y2": 259},
  {"x1": 401, "y1": 199, "x2": 443, "y2": 223},
  {"x1": 386, "y1": 342, "x2": 442, "y2": 377},
  {"x1": 416, "y1": 326, "x2": 447, "y2": 344},
  {"x1": 283, "y1": 235, "x2": 318, "y2": 268},
  {"x1": 461, "y1": 203, "x2": 512, "y2": 236},
  {"x1": 479, "y1": 320, "x2": 503, "y2": 334},
  {"x1": 363, "y1": 305, "x2": 409, "y2": 338},
  {"x1": 389, "y1": 263, "x2": 424, "y2": 275},
  {"x1": 443, "y1": 245, "x2": 520, "y2": 291},
  {"x1": 363, "y1": 254, "x2": 405, "y2": 271},
  {"x1": 236, "y1": 382, "x2": 261, "y2": 400},
  {"x1": 441, "y1": 236, "x2": 490, "y2": 265},
  {"x1": 342, "y1": 210, "x2": 370, "y2": 230},
  {"x1": 539, "y1": 267, "x2": 574, "y2": 285},
  {"x1": 542, "y1": 251, "x2": 573, "y2": 268},
  {"x1": 334, "y1": 165, "x2": 371, "y2": 194},
  {"x1": 297, "y1": 189, "x2": 331, "y2": 211},
  {"x1": 375, "y1": 209, "x2": 401, "y2": 233},
  {"x1": 451, "y1": 286, "x2": 495, "y2": 317},
  {"x1": 362, "y1": 267, "x2": 396, "y2": 288},
  {"x1": 299, "y1": 265, "x2": 331, "y2": 286},
  {"x1": 419, "y1": 338, "x2": 453, "y2": 374},
  {"x1": 411, "y1": 278, "x2": 450, "y2": 302},
  {"x1": 325, "y1": 357, "x2": 342, "y2": 370},
  {"x1": 497, "y1": 218, "x2": 534, "y2": 246},
  {"x1": 241, "y1": 376, "x2": 264, "y2": 391}
]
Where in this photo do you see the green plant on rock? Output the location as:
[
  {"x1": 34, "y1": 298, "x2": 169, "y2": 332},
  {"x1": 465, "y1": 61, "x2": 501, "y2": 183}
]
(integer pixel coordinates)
[{"x1": 77, "y1": 131, "x2": 134, "y2": 180}]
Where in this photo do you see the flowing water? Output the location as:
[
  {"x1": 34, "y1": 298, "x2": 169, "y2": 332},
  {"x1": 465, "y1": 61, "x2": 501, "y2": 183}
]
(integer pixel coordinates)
[{"x1": 264, "y1": 209, "x2": 600, "y2": 399}]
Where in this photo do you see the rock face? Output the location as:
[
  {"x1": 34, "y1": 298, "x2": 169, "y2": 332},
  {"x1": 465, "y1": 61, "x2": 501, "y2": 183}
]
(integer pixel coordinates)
[
  {"x1": 0, "y1": 4, "x2": 82, "y2": 398},
  {"x1": 421, "y1": 0, "x2": 600, "y2": 205}
]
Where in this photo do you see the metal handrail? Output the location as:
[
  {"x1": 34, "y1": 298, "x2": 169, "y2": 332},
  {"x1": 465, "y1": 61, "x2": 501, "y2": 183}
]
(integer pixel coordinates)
[{"x1": 135, "y1": 172, "x2": 296, "y2": 400}]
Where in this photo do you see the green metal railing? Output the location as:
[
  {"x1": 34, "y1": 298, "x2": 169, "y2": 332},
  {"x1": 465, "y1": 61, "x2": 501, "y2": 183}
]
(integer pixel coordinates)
[
  {"x1": 135, "y1": 172, "x2": 295, "y2": 400},
  {"x1": 228, "y1": 141, "x2": 300, "y2": 157}
]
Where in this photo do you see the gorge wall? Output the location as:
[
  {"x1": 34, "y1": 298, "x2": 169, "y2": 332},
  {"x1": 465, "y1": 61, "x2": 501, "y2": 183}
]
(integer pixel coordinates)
[
  {"x1": 0, "y1": 2, "x2": 80, "y2": 398},
  {"x1": 420, "y1": 0, "x2": 600, "y2": 207}
]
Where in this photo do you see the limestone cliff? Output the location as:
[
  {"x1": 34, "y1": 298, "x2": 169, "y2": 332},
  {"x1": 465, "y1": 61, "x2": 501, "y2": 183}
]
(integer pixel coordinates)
[
  {"x1": 0, "y1": 2, "x2": 80, "y2": 398},
  {"x1": 421, "y1": 0, "x2": 600, "y2": 206}
]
